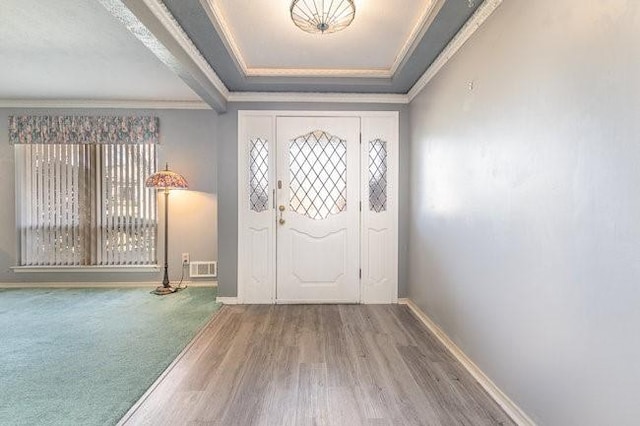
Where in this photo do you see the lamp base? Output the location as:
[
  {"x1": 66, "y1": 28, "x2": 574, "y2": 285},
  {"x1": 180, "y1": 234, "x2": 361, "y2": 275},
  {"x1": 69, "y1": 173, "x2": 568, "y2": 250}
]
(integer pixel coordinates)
[{"x1": 152, "y1": 285, "x2": 177, "y2": 296}]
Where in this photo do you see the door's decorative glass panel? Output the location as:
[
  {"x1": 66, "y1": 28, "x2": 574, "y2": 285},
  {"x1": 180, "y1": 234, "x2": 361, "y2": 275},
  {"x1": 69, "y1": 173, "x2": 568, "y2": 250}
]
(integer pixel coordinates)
[
  {"x1": 369, "y1": 139, "x2": 387, "y2": 212},
  {"x1": 290, "y1": 130, "x2": 347, "y2": 220},
  {"x1": 249, "y1": 138, "x2": 269, "y2": 212}
]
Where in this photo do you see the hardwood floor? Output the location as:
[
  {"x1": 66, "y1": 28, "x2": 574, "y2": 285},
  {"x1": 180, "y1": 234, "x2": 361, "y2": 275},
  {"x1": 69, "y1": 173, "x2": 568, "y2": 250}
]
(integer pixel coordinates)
[{"x1": 122, "y1": 305, "x2": 514, "y2": 425}]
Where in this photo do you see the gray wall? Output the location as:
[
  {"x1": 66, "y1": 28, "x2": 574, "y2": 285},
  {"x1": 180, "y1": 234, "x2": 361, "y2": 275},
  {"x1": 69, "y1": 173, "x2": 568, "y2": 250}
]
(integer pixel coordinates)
[
  {"x1": 217, "y1": 102, "x2": 410, "y2": 298},
  {"x1": 0, "y1": 108, "x2": 218, "y2": 283},
  {"x1": 408, "y1": 0, "x2": 640, "y2": 424}
]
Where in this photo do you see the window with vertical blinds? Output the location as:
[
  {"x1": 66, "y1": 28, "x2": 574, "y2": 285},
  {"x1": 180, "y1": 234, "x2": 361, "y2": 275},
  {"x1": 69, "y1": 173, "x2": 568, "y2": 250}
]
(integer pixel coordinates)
[{"x1": 15, "y1": 144, "x2": 157, "y2": 266}]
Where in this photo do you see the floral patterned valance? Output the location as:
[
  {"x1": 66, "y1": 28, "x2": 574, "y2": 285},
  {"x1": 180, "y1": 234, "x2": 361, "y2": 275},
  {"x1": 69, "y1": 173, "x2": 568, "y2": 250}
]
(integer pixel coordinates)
[{"x1": 8, "y1": 116, "x2": 159, "y2": 145}]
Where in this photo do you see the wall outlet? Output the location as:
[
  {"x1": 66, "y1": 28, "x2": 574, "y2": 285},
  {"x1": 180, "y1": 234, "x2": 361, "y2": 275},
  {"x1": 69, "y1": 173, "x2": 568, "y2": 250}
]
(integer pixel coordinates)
[{"x1": 181, "y1": 253, "x2": 190, "y2": 264}]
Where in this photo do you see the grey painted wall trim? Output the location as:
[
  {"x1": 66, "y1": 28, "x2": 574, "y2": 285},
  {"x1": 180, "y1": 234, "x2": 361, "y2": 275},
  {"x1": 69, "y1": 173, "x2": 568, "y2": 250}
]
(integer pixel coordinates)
[
  {"x1": 408, "y1": 0, "x2": 502, "y2": 101},
  {"x1": 0, "y1": 100, "x2": 211, "y2": 110}
]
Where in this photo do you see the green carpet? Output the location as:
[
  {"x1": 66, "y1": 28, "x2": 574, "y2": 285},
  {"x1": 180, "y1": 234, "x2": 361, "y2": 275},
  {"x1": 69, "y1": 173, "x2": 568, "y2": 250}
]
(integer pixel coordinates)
[{"x1": 0, "y1": 287, "x2": 220, "y2": 425}]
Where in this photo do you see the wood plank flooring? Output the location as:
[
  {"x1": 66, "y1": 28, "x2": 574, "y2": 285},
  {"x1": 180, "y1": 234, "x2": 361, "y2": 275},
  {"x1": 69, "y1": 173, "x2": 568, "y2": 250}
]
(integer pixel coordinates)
[{"x1": 123, "y1": 305, "x2": 514, "y2": 426}]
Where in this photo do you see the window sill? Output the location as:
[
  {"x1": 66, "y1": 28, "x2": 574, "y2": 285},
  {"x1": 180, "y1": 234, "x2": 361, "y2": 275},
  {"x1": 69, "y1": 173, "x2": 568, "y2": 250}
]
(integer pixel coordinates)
[{"x1": 11, "y1": 265, "x2": 161, "y2": 273}]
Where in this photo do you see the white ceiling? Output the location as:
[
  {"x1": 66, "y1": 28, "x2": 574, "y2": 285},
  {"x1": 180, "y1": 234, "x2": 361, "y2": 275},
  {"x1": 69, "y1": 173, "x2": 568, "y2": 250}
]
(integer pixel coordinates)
[
  {"x1": 0, "y1": 0, "x2": 200, "y2": 101},
  {"x1": 201, "y1": 0, "x2": 437, "y2": 77}
]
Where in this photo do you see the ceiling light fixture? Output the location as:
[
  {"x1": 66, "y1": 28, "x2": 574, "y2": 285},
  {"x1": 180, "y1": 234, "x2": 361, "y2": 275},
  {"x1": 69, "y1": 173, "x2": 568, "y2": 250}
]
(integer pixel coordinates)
[{"x1": 290, "y1": 0, "x2": 356, "y2": 34}]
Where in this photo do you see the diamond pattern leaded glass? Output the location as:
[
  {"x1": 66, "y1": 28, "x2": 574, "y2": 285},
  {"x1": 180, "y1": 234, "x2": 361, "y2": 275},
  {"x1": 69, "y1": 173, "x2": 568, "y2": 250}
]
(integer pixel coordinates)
[
  {"x1": 249, "y1": 138, "x2": 269, "y2": 212},
  {"x1": 290, "y1": 130, "x2": 347, "y2": 220},
  {"x1": 369, "y1": 139, "x2": 387, "y2": 213}
]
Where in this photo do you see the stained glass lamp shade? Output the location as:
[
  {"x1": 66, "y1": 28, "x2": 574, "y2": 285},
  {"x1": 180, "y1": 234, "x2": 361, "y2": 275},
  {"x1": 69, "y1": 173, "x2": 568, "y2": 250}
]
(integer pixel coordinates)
[
  {"x1": 145, "y1": 165, "x2": 189, "y2": 191},
  {"x1": 290, "y1": 0, "x2": 356, "y2": 34},
  {"x1": 145, "y1": 164, "x2": 188, "y2": 295}
]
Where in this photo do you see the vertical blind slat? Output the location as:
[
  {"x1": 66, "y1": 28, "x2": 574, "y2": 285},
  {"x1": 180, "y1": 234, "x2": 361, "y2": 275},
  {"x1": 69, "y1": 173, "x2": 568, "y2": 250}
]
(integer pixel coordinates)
[
  {"x1": 22, "y1": 146, "x2": 29, "y2": 265},
  {"x1": 113, "y1": 144, "x2": 118, "y2": 266},
  {"x1": 73, "y1": 144, "x2": 79, "y2": 265},
  {"x1": 45, "y1": 145, "x2": 52, "y2": 265},
  {"x1": 83, "y1": 145, "x2": 89, "y2": 265},
  {"x1": 61, "y1": 145, "x2": 67, "y2": 265},
  {"x1": 128, "y1": 145, "x2": 133, "y2": 263},
  {"x1": 107, "y1": 143, "x2": 113, "y2": 265},
  {"x1": 124, "y1": 145, "x2": 129, "y2": 264},
  {"x1": 95, "y1": 146, "x2": 102, "y2": 265},
  {"x1": 55, "y1": 145, "x2": 61, "y2": 265},
  {"x1": 136, "y1": 144, "x2": 141, "y2": 264}
]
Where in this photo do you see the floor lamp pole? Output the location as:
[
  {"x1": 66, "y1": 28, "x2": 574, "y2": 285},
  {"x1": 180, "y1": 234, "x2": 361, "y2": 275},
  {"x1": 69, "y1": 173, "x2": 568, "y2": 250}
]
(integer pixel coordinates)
[{"x1": 162, "y1": 188, "x2": 170, "y2": 287}]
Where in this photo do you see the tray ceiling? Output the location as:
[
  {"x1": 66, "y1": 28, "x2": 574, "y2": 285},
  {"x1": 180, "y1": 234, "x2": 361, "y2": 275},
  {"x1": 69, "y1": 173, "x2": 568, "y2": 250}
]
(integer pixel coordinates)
[
  {"x1": 200, "y1": 0, "x2": 438, "y2": 78},
  {"x1": 163, "y1": 0, "x2": 482, "y2": 93}
]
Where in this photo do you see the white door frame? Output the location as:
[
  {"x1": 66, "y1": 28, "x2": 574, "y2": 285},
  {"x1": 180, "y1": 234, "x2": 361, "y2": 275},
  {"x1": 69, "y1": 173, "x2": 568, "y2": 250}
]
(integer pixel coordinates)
[{"x1": 237, "y1": 110, "x2": 399, "y2": 304}]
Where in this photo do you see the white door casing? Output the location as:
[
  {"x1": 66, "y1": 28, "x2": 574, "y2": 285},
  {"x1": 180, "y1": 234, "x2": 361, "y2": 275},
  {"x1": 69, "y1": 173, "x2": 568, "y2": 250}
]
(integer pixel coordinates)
[
  {"x1": 237, "y1": 111, "x2": 398, "y2": 304},
  {"x1": 276, "y1": 116, "x2": 360, "y2": 303}
]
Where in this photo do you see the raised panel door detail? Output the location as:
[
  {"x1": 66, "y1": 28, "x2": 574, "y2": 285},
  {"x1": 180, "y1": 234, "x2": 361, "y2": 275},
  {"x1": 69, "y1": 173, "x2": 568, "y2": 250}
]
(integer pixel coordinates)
[
  {"x1": 291, "y1": 229, "x2": 346, "y2": 285},
  {"x1": 367, "y1": 228, "x2": 388, "y2": 284},
  {"x1": 250, "y1": 227, "x2": 269, "y2": 285}
]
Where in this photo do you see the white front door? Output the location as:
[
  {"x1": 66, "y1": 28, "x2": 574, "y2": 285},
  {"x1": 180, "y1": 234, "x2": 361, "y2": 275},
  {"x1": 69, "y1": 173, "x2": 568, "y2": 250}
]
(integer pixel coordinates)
[
  {"x1": 275, "y1": 116, "x2": 361, "y2": 303},
  {"x1": 238, "y1": 111, "x2": 398, "y2": 305}
]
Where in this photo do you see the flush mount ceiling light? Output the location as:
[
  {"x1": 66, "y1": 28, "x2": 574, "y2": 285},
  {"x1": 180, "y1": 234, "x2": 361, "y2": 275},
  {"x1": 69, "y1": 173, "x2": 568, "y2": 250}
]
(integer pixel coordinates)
[{"x1": 290, "y1": 0, "x2": 356, "y2": 34}]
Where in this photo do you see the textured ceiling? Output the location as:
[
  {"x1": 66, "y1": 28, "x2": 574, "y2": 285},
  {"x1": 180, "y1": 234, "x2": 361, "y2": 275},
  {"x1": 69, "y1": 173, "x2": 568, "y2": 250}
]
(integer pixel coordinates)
[
  {"x1": 162, "y1": 0, "x2": 482, "y2": 93},
  {"x1": 0, "y1": 0, "x2": 199, "y2": 101}
]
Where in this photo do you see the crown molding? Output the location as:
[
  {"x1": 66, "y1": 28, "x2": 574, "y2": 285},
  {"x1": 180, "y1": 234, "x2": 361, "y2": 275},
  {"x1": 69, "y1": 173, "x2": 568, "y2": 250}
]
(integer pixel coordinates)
[
  {"x1": 141, "y1": 0, "x2": 229, "y2": 100},
  {"x1": 0, "y1": 99, "x2": 211, "y2": 110},
  {"x1": 244, "y1": 68, "x2": 392, "y2": 78},
  {"x1": 199, "y1": 0, "x2": 248, "y2": 77},
  {"x1": 389, "y1": 0, "x2": 443, "y2": 76},
  {"x1": 0, "y1": 95, "x2": 407, "y2": 109},
  {"x1": 407, "y1": 0, "x2": 503, "y2": 102},
  {"x1": 227, "y1": 91, "x2": 409, "y2": 104},
  {"x1": 199, "y1": 0, "x2": 442, "y2": 79}
]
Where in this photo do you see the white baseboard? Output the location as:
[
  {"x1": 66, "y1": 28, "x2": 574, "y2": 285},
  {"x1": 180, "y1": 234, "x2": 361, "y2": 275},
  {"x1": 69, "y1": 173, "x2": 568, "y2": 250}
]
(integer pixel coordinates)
[
  {"x1": 216, "y1": 296, "x2": 239, "y2": 304},
  {"x1": 0, "y1": 282, "x2": 159, "y2": 288},
  {"x1": 186, "y1": 280, "x2": 218, "y2": 288},
  {"x1": 0, "y1": 281, "x2": 217, "y2": 289},
  {"x1": 398, "y1": 298, "x2": 535, "y2": 426}
]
